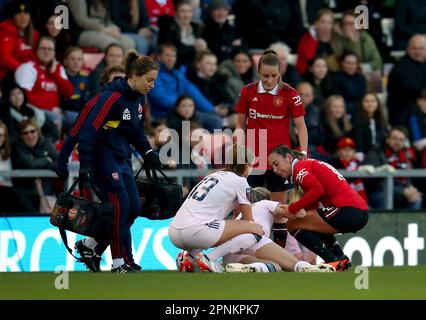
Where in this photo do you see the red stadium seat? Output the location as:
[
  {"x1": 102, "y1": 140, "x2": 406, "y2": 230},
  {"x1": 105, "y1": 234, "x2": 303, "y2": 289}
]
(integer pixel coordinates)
[{"x1": 83, "y1": 52, "x2": 104, "y2": 71}]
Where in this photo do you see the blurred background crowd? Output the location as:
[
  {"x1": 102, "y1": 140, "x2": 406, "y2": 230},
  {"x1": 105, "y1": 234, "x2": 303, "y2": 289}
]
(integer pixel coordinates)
[{"x1": 0, "y1": 0, "x2": 425, "y2": 214}]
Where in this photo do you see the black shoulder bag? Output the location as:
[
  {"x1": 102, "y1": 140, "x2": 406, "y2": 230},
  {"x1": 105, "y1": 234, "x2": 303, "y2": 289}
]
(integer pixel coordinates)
[
  {"x1": 135, "y1": 166, "x2": 183, "y2": 220},
  {"x1": 50, "y1": 178, "x2": 114, "y2": 259}
]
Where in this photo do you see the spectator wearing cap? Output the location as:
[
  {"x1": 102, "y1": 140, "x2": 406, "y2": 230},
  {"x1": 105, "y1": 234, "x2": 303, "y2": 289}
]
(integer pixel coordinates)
[
  {"x1": 202, "y1": 0, "x2": 242, "y2": 64},
  {"x1": 0, "y1": 1, "x2": 39, "y2": 83},
  {"x1": 328, "y1": 137, "x2": 368, "y2": 204}
]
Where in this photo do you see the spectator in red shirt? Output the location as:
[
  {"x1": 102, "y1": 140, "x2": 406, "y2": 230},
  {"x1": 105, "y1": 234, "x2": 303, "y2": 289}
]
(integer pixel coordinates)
[
  {"x1": 14, "y1": 36, "x2": 74, "y2": 134},
  {"x1": 268, "y1": 145, "x2": 369, "y2": 271},
  {"x1": 235, "y1": 49, "x2": 308, "y2": 204},
  {"x1": 145, "y1": 0, "x2": 175, "y2": 29},
  {"x1": 0, "y1": 1, "x2": 39, "y2": 83},
  {"x1": 296, "y1": 8, "x2": 336, "y2": 75}
]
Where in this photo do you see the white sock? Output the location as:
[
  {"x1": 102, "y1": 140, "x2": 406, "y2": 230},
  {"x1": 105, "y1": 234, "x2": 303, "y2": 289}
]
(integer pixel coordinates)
[
  {"x1": 188, "y1": 249, "x2": 202, "y2": 259},
  {"x1": 112, "y1": 258, "x2": 125, "y2": 268},
  {"x1": 294, "y1": 260, "x2": 311, "y2": 272},
  {"x1": 248, "y1": 262, "x2": 277, "y2": 272},
  {"x1": 83, "y1": 237, "x2": 98, "y2": 250},
  {"x1": 206, "y1": 233, "x2": 260, "y2": 262}
]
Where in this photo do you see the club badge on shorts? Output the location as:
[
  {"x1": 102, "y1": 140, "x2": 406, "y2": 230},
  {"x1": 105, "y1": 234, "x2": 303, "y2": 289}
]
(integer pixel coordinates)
[{"x1": 112, "y1": 172, "x2": 119, "y2": 180}]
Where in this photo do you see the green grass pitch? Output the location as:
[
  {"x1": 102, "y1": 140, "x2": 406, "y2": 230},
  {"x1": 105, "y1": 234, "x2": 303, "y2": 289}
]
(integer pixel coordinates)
[{"x1": 1, "y1": 266, "x2": 425, "y2": 300}]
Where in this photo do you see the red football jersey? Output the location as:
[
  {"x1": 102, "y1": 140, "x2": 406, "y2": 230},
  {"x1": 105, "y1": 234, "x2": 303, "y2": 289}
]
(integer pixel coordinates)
[
  {"x1": 288, "y1": 159, "x2": 368, "y2": 214},
  {"x1": 235, "y1": 81, "x2": 305, "y2": 170}
]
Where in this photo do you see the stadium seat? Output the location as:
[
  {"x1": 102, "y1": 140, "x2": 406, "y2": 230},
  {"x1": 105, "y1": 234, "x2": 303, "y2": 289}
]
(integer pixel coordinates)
[
  {"x1": 390, "y1": 50, "x2": 405, "y2": 60},
  {"x1": 196, "y1": 132, "x2": 233, "y2": 166},
  {"x1": 376, "y1": 92, "x2": 389, "y2": 122},
  {"x1": 381, "y1": 18, "x2": 395, "y2": 48},
  {"x1": 83, "y1": 52, "x2": 104, "y2": 71},
  {"x1": 288, "y1": 53, "x2": 297, "y2": 65}
]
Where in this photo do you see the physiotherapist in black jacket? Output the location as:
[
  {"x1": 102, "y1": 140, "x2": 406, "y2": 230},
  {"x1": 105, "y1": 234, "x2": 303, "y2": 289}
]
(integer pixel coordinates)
[{"x1": 73, "y1": 51, "x2": 161, "y2": 273}]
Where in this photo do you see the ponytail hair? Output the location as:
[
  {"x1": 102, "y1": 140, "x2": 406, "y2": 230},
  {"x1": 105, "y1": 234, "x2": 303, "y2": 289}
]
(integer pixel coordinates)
[
  {"x1": 270, "y1": 144, "x2": 304, "y2": 160},
  {"x1": 224, "y1": 144, "x2": 255, "y2": 176},
  {"x1": 258, "y1": 49, "x2": 281, "y2": 73},
  {"x1": 251, "y1": 187, "x2": 271, "y2": 203},
  {"x1": 125, "y1": 50, "x2": 159, "y2": 78}
]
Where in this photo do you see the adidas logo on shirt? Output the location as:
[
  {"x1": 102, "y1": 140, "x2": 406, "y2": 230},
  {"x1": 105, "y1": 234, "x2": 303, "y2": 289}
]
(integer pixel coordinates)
[
  {"x1": 252, "y1": 97, "x2": 258, "y2": 102},
  {"x1": 123, "y1": 108, "x2": 131, "y2": 120}
]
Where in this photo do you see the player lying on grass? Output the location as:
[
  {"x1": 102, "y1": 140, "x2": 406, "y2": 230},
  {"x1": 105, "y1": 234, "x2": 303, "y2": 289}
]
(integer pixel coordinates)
[
  {"x1": 223, "y1": 187, "x2": 335, "y2": 273},
  {"x1": 268, "y1": 145, "x2": 369, "y2": 271},
  {"x1": 176, "y1": 187, "x2": 335, "y2": 273}
]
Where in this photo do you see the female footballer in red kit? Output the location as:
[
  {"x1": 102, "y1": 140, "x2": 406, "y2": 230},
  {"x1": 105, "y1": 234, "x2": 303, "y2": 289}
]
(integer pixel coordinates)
[
  {"x1": 268, "y1": 145, "x2": 369, "y2": 271},
  {"x1": 234, "y1": 50, "x2": 308, "y2": 203},
  {"x1": 234, "y1": 49, "x2": 308, "y2": 249}
]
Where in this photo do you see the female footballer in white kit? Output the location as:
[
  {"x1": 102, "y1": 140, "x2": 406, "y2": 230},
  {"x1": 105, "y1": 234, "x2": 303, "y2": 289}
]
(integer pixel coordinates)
[
  {"x1": 168, "y1": 144, "x2": 265, "y2": 272},
  {"x1": 223, "y1": 187, "x2": 335, "y2": 273}
]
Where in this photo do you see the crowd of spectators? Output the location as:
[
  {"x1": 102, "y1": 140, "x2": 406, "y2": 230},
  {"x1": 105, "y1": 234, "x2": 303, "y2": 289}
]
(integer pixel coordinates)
[{"x1": 0, "y1": 0, "x2": 425, "y2": 213}]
